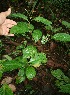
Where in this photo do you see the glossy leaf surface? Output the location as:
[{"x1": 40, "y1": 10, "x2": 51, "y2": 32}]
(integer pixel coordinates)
[
  {"x1": 51, "y1": 69, "x2": 70, "y2": 82},
  {"x1": 62, "y1": 21, "x2": 70, "y2": 28},
  {"x1": 10, "y1": 22, "x2": 34, "y2": 34},
  {"x1": 10, "y1": 13, "x2": 28, "y2": 21},
  {"x1": 59, "y1": 84, "x2": 70, "y2": 94},
  {"x1": 29, "y1": 53, "x2": 47, "y2": 67},
  {"x1": 23, "y1": 45, "x2": 37, "y2": 58},
  {"x1": 32, "y1": 29, "x2": 42, "y2": 42},
  {"x1": 33, "y1": 16, "x2": 52, "y2": 26},
  {"x1": 16, "y1": 68, "x2": 25, "y2": 83},
  {"x1": 52, "y1": 33, "x2": 70, "y2": 42},
  {"x1": 26, "y1": 66, "x2": 36, "y2": 80},
  {"x1": 2, "y1": 59, "x2": 22, "y2": 72}
]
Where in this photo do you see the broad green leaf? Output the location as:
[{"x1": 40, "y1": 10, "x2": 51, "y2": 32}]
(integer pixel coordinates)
[
  {"x1": 62, "y1": 21, "x2": 70, "y2": 28},
  {"x1": 26, "y1": 66, "x2": 36, "y2": 80},
  {"x1": 10, "y1": 13, "x2": 28, "y2": 21},
  {"x1": 33, "y1": 16, "x2": 52, "y2": 26},
  {"x1": 10, "y1": 22, "x2": 34, "y2": 34},
  {"x1": 23, "y1": 45, "x2": 37, "y2": 58},
  {"x1": 32, "y1": 29, "x2": 42, "y2": 42},
  {"x1": 10, "y1": 22, "x2": 28, "y2": 34},
  {"x1": 2, "y1": 59, "x2": 22, "y2": 72},
  {"x1": 16, "y1": 68, "x2": 25, "y2": 83},
  {"x1": 52, "y1": 33, "x2": 70, "y2": 42},
  {"x1": 0, "y1": 84, "x2": 14, "y2": 95}
]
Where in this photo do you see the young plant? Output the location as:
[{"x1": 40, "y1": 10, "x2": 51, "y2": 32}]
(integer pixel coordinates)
[
  {"x1": 10, "y1": 13, "x2": 70, "y2": 45},
  {"x1": 0, "y1": 45, "x2": 47, "y2": 84},
  {"x1": 33, "y1": 16, "x2": 70, "y2": 42},
  {"x1": 16, "y1": 45, "x2": 47, "y2": 83},
  {"x1": 22, "y1": 45, "x2": 47, "y2": 67},
  {"x1": 10, "y1": 14, "x2": 52, "y2": 44},
  {"x1": 51, "y1": 69, "x2": 70, "y2": 94}
]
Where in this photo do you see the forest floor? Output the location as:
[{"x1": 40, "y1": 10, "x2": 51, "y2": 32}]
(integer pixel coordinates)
[{"x1": 0, "y1": 1, "x2": 70, "y2": 95}]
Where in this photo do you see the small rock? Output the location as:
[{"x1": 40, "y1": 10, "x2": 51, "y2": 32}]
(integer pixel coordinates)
[
  {"x1": 9, "y1": 84, "x2": 16, "y2": 92},
  {"x1": 1, "y1": 77, "x2": 13, "y2": 85}
]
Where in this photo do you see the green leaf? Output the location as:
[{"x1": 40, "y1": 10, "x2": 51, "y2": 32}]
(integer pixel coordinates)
[
  {"x1": 51, "y1": 69, "x2": 64, "y2": 80},
  {"x1": 26, "y1": 66, "x2": 36, "y2": 80},
  {"x1": 10, "y1": 22, "x2": 28, "y2": 34},
  {"x1": 51, "y1": 69, "x2": 70, "y2": 94},
  {"x1": 16, "y1": 68, "x2": 25, "y2": 83},
  {"x1": 55, "y1": 80, "x2": 64, "y2": 87},
  {"x1": 0, "y1": 84, "x2": 14, "y2": 95},
  {"x1": 21, "y1": 58, "x2": 28, "y2": 66},
  {"x1": 33, "y1": 16, "x2": 52, "y2": 26},
  {"x1": 32, "y1": 29, "x2": 42, "y2": 42},
  {"x1": 52, "y1": 33, "x2": 70, "y2": 42},
  {"x1": 10, "y1": 22, "x2": 34, "y2": 34},
  {"x1": 18, "y1": 68, "x2": 25, "y2": 77},
  {"x1": 2, "y1": 59, "x2": 22, "y2": 72},
  {"x1": 51, "y1": 69, "x2": 70, "y2": 82},
  {"x1": 45, "y1": 25, "x2": 53, "y2": 30},
  {"x1": 62, "y1": 21, "x2": 70, "y2": 28},
  {"x1": 59, "y1": 84, "x2": 70, "y2": 94},
  {"x1": 55, "y1": 80, "x2": 70, "y2": 94},
  {"x1": 29, "y1": 53, "x2": 47, "y2": 67},
  {"x1": 23, "y1": 45, "x2": 37, "y2": 58},
  {"x1": 28, "y1": 23, "x2": 34, "y2": 31},
  {"x1": 38, "y1": 53, "x2": 47, "y2": 63},
  {"x1": 10, "y1": 13, "x2": 28, "y2": 21}
]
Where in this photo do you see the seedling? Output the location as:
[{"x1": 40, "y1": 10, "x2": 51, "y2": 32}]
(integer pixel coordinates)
[{"x1": 51, "y1": 69, "x2": 70, "y2": 94}]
